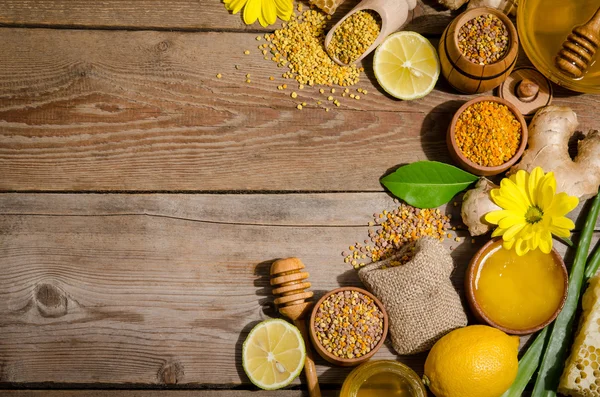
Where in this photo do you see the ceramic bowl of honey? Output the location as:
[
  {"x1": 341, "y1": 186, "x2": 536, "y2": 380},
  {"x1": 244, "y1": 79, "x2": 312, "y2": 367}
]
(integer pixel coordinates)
[
  {"x1": 340, "y1": 360, "x2": 427, "y2": 397},
  {"x1": 466, "y1": 239, "x2": 568, "y2": 335}
]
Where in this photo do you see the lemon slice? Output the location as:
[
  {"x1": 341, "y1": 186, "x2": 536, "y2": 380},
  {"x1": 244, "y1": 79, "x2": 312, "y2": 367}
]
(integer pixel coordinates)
[
  {"x1": 373, "y1": 31, "x2": 440, "y2": 100},
  {"x1": 242, "y1": 319, "x2": 306, "y2": 390}
]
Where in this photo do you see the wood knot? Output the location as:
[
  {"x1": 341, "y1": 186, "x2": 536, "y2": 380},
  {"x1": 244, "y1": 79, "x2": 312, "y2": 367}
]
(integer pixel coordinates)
[
  {"x1": 74, "y1": 62, "x2": 93, "y2": 77},
  {"x1": 157, "y1": 40, "x2": 170, "y2": 52},
  {"x1": 158, "y1": 360, "x2": 184, "y2": 384},
  {"x1": 34, "y1": 283, "x2": 68, "y2": 318}
]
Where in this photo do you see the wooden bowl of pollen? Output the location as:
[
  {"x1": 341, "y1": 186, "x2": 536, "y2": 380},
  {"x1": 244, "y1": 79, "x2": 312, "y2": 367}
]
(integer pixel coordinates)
[
  {"x1": 447, "y1": 96, "x2": 528, "y2": 176},
  {"x1": 438, "y1": 7, "x2": 519, "y2": 94},
  {"x1": 309, "y1": 287, "x2": 388, "y2": 367}
]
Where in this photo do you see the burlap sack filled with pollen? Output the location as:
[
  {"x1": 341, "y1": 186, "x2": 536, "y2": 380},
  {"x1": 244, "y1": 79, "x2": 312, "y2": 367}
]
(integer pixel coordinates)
[{"x1": 358, "y1": 237, "x2": 468, "y2": 355}]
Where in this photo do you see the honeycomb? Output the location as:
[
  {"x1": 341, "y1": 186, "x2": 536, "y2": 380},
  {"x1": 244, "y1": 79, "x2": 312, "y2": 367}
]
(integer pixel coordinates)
[
  {"x1": 309, "y1": 0, "x2": 346, "y2": 15},
  {"x1": 559, "y1": 273, "x2": 600, "y2": 396}
]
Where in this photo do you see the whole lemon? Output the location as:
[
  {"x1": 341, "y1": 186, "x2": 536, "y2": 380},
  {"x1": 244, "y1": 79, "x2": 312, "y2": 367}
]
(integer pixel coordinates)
[{"x1": 423, "y1": 325, "x2": 519, "y2": 397}]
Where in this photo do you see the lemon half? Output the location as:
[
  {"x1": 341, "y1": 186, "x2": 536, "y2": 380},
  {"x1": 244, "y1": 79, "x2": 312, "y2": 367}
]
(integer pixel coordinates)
[
  {"x1": 373, "y1": 31, "x2": 440, "y2": 100},
  {"x1": 242, "y1": 319, "x2": 306, "y2": 390}
]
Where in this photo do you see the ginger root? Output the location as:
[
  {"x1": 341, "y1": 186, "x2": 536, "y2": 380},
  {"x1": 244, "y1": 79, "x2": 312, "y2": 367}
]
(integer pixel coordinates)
[
  {"x1": 466, "y1": 0, "x2": 518, "y2": 15},
  {"x1": 510, "y1": 106, "x2": 600, "y2": 199},
  {"x1": 438, "y1": 0, "x2": 469, "y2": 10},
  {"x1": 438, "y1": 0, "x2": 517, "y2": 15},
  {"x1": 461, "y1": 178, "x2": 500, "y2": 236},
  {"x1": 461, "y1": 106, "x2": 600, "y2": 236}
]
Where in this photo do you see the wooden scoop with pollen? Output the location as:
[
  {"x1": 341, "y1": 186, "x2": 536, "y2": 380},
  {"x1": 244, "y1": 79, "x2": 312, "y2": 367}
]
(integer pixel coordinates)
[
  {"x1": 555, "y1": 6, "x2": 600, "y2": 78},
  {"x1": 324, "y1": 0, "x2": 417, "y2": 66},
  {"x1": 270, "y1": 258, "x2": 321, "y2": 397}
]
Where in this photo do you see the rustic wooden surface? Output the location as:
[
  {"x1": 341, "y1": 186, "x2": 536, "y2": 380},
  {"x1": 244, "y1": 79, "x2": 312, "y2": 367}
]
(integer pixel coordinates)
[
  {"x1": 1, "y1": 0, "x2": 599, "y2": 394},
  {"x1": 0, "y1": 28, "x2": 598, "y2": 192},
  {"x1": 0, "y1": 193, "x2": 598, "y2": 387}
]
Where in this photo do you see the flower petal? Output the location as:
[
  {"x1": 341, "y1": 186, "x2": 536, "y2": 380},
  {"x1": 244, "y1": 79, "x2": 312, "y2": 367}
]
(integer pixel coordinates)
[
  {"x1": 531, "y1": 226, "x2": 541, "y2": 248},
  {"x1": 259, "y1": 0, "x2": 277, "y2": 26},
  {"x1": 503, "y1": 222, "x2": 526, "y2": 241},
  {"x1": 243, "y1": 0, "x2": 261, "y2": 25},
  {"x1": 515, "y1": 238, "x2": 530, "y2": 256},
  {"x1": 552, "y1": 216, "x2": 575, "y2": 230},
  {"x1": 527, "y1": 167, "x2": 544, "y2": 206},
  {"x1": 491, "y1": 189, "x2": 528, "y2": 213},
  {"x1": 503, "y1": 238, "x2": 516, "y2": 250},
  {"x1": 492, "y1": 226, "x2": 509, "y2": 238},
  {"x1": 501, "y1": 178, "x2": 531, "y2": 209},
  {"x1": 508, "y1": 171, "x2": 533, "y2": 207},
  {"x1": 485, "y1": 209, "x2": 510, "y2": 225},
  {"x1": 539, "y1": 230, "x2": 553, "y2": 253},
  {"x1": 498, "y1": 215, "x2": 526, "y2": 230},
  {"x1": 520, "y1": 223, "x2": 535, "y2": 241},
  {"x1": 546, "y1": 192, "x2": 579, "y2": 218},
  {"x1": 550, "y1": 225, "x2": 572, "y2": 238},
  {"x1": 226, "y1": 0, "x2": 248, "y2": 13},
  {"x1": 538, "y1": 172, "x2": 557, "y2": 210},
  {"x1": 274, "y1": 0, "x2": 292, "y2": 13}
]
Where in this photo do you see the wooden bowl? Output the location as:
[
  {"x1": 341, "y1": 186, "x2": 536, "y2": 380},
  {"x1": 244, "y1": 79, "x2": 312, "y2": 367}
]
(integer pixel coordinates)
[
  {"x1": 438, "y1": 7, "x2": 519, "y2": 94},
  {"x1": 309, "y1": 287, "x2": 388, "y2": 367},
  {"x1": 465, "y1": 239, "x2": 568, "y2": 335},
  {"x1": 447, "y1": 96, "x2": 528, "y2": 176}
]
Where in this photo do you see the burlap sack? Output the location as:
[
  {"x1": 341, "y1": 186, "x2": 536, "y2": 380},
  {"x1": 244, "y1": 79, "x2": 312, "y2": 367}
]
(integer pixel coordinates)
[{"x1": 358, "y1": 237, "x2": 467, "y2": 355}]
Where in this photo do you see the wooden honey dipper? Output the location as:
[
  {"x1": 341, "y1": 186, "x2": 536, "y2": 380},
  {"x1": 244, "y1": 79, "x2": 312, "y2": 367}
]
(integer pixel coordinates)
[
  {"x1": 555, "y1": 6, "x2": 600, "y2": 78},
  {"x1": 270, "y1": 257, "x2": 321, "y2": 397}
]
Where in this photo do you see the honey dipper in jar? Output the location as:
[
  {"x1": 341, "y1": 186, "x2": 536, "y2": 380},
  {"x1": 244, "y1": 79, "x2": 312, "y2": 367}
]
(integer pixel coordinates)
[{"x1": 555, "y1": 6, "x2": 600, "y2": 78}]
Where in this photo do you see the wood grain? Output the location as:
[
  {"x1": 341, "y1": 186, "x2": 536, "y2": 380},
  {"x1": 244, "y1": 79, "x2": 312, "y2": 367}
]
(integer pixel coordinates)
[
  {"x1": 0, "y1": 28, "x2": 599, "y2": 192},
  {"x1": 0, "y1": 392, "x2": 341, "y2": 397},
  {"x1": 0, "y1": 390, "x2": 533, "y2": 396},
  {"x1": 0, "y1": 193, "x2": 598, "y2": 385},
  {"x1": 0, "y1": 0, "x2": 454, "y2": 35}
]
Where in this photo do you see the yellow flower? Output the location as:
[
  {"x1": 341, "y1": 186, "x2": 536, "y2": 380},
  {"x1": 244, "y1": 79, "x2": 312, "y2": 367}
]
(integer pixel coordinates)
[
  {"x1": 485, "y1": 167, "x2": 579, "y2": 256},
  {"x1": 223, "y1": 0, "x2": 293, "y2": 27}
]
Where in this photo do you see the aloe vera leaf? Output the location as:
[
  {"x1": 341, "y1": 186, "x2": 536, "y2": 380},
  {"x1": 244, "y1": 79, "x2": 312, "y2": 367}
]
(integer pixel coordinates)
[{"x1": 531, "y1": 192, "x2": 600, "y2": 396}]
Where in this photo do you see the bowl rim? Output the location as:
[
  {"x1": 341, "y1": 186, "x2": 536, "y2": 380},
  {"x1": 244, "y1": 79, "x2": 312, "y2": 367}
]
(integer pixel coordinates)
[
  {"x1": 517, "y1": 0, "x2": 600, "y2": 94},
  {"x1": 309, "y1": 286, "x2": 389, "y2": 366},
  {"x1": 451, "y1": 6, "x2": 519, "y2": 68},
  {"x1": 447, "y1": 95, "x2": 529, "y2": 175},
  {"x1": 465, "y1": 238, "x2": 569, "y2": 335}
]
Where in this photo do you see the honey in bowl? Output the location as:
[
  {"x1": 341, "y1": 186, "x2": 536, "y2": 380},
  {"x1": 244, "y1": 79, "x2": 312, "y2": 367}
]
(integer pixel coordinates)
[
  {"x1": 467, "y1": 239, "x2": 568, "y2": 334},
  {"x1": 340, "y1": 360, "x2": 427, "y2": 397},
  {"x1": 519, "y1": 0, "x2": 600, "y2": 93},
  {"x1": 357, "y1": 371, "x2": 413, "y2": 397}
]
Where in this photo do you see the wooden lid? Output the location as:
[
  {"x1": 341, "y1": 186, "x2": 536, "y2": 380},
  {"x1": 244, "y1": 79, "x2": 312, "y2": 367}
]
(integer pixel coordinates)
[{"x1": 498, "y1": 67, "x2": 553, "y2": 119}]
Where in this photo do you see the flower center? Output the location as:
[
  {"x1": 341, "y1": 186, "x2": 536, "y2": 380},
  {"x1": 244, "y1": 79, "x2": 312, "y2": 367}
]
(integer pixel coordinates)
[{"x1": 525, "y1": 206, "x2": 544, "y2": 224}]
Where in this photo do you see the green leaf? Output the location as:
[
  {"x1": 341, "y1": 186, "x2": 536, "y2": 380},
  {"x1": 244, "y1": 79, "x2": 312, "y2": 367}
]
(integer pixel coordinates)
[
  {"x1": 500, "y1": 327, "x2": 550, "y2": 397},
  {"x1": 556, "y1": 236, "x2": 574, "y2": 247},
  {"x1": 380, "y1": 161, "x2": 478, "y2": 209}
]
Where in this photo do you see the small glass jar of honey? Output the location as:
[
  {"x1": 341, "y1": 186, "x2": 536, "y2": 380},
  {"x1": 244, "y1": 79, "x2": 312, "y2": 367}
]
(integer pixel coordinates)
[{"x1": 340, "y1": 360, "x2": 427, "y2": 397}]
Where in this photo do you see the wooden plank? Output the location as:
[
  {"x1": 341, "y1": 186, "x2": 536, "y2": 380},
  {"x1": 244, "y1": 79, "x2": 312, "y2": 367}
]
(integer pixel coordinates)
[
  {"x1": 0, "y1": 0, "x2": 453, "y2": 35},
  {"x1": 1, "y1": 192, "x2": 598, "y2": 230},
  {"x1": 0, "y1": 391, "x2": 533, "y2": 397},
  {"x1": 0, "y1": 392, "x2": 339, "y2": 397},
  {"x1": 1, "y1": 29, "x2": 599, "y2": 192},
  {"x1": 0, "y1": 193, "x2": 598, "y2": 385}
]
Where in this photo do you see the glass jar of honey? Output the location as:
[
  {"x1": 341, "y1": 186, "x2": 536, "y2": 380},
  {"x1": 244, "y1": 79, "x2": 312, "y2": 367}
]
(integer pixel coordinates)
[
  {"x1": 518, "y1": 0, "x2": 600, "y2": 93},
  {"x1": 340, "y1": 360, "x2": 427, "y2": 397}
]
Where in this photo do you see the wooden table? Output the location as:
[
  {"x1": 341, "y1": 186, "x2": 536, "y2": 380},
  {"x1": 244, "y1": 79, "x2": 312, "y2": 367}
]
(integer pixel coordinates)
[{"x1": 0, "y1": 1, "x2": 598, "y2": 396}]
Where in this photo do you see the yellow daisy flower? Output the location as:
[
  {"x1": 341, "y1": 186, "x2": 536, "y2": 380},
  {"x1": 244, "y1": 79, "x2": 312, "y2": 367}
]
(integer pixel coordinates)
[
  {"x1": 485, "y1": 167, "x2": 579, "y2": 256},
  {"x1": 223, "y1": 0, "x2": 293, "y2": 27}
]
